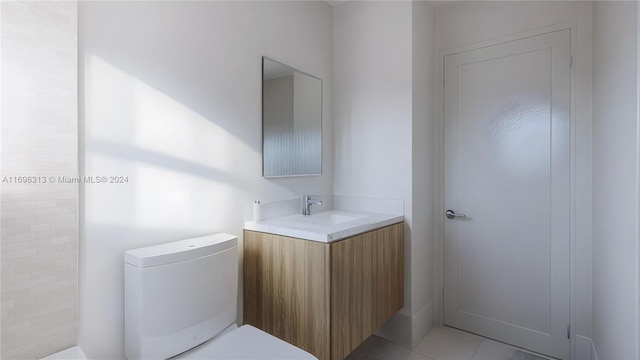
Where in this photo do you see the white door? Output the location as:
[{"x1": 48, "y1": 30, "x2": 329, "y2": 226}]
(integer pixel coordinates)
[{"x1": 443, "y1": 29, "x2": 571, "y2": 359}]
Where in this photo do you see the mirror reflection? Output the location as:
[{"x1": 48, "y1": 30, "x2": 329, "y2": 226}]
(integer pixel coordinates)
[{"x1": 262, "y1": 57, "x2": 322, "y2": 177}]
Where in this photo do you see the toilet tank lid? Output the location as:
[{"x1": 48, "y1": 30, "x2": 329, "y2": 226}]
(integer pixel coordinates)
[{"x1": 124, "y1": 233, "x2": 237, "y2": 268}]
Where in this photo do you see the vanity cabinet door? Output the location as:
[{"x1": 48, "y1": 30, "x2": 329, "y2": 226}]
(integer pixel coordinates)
[
  {"x1": 330, "y1": 231, "x2": 374, "y2": 359},
  {"x1": 243, "y1": 231, "x2": 331, "y2": 360},
  {"x1": 372, "y1": 223, "x2": 404, "y2": 328},
  {"x1": 330, "y1": 223, "x2": 404, "y2": 360}
]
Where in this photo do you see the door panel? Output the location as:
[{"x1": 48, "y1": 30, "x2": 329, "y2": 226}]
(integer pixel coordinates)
[{"x1": 443, "y1": 29, "x2": 570, "y2": 359}]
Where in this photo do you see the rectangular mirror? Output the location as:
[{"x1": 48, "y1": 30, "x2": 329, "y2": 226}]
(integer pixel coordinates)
[{"x1": 262, "y1": 57, "x2": 322, "y2": 177}]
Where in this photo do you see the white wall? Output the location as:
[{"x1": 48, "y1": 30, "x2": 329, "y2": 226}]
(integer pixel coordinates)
[
  {"x1": 592, "y1": 1, "x2": 638, "y2": 358},
  {"x1": 410, "y1": 0, "x2": 436, "y2": 347},
  {"x1": 333, "y1": 0, "x2": 412, "y2": 309},
  {"x1": 1, "y1": 2, "x2": 78, "y2": 359},
  {"x1": 434, "y1": 1, "x2": 594, "y2": 344},
  {"x1": 78, "y1": 2, "x2": 333, "y2": 358},
  {"x1": 333, "y1": 0, "x2": 436, "y2": 348}
]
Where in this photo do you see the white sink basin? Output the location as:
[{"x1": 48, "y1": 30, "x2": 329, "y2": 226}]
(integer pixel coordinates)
[
  {"x1": 244, "y1": 210, "x2": 403, "y2": 243},
  {"x1": 297, "y1": 212, "x2": 368, "y2": 226}
]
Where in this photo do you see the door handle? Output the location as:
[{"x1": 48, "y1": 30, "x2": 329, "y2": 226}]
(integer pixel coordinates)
[{"x1": 445, "y1": 210, "x2": 466, "y2": 219}]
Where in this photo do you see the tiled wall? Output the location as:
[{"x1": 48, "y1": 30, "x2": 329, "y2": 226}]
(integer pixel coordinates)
[{"x1": 1, "y1": 1, "x2": 78, "y2": 359}]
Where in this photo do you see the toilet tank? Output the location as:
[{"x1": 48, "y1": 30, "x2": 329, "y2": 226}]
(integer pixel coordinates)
[{"x1": 124, "y1": 234, "x2": 238, "y2": 360}]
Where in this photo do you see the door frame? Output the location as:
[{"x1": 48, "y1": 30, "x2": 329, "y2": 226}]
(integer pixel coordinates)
[{"x1": 433, "y1": 21, "x2": 578, "y2": 359}]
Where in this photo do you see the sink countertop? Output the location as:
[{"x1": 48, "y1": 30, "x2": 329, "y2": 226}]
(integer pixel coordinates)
[{"x1": 244, "y1": 210, "x2": 404, "y2": 243}]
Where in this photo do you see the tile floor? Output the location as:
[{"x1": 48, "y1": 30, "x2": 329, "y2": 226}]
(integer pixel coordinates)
[{"x1": 345, "y1": 326, "x2": 553, "y2": 360}]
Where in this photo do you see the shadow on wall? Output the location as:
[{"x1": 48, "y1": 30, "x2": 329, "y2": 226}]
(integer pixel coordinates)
[
  {"x1": 80, "y1": 55, "x2": 258, "y2": 358},
  {"x1": 83, "y1": 55, "x2": 257, "y2": 233},
  {"x1": 82, "y1": 2, "x2": 265, "y2": 153},
  {"x1": 87, "y1": 139, "x2": 250, "y2": 188}
]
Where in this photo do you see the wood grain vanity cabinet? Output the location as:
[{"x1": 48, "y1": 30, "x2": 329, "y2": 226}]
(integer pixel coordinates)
[{"x1": 243, "y1": 222, "x2": 404, "y2": 360}]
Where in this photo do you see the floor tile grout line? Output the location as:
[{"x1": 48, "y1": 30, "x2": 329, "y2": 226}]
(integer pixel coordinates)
[
  {"x1": 410, "y1": 343, "x2": 431, "y2": 358},
  {"x1": 469, "y1": 338, "x2": 485, "y2": 360},
  {"x1": 359, "y1": 327, "x2": 551, "y2": 360}
]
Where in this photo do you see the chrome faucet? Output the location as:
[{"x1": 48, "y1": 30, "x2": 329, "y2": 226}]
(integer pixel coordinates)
[{"x1": 302, "y1": 195, "x2": 322, "y2": 216}]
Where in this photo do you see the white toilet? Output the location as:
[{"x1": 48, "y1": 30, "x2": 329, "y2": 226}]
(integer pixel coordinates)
[{"x1": 124, "y1": 233, "x2": 317, "y2": 360}]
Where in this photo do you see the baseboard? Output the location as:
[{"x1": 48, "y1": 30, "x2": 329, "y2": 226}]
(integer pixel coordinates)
[
  {"x1": 39, "y1": 346, "x2": 86, "y2": 360},
  {"x1": 575, "y1": 335, "x2": 598, "y2": 360},
  {"x1": 411, "y1": 300, "x2": 434, "y2": 348},
  {"x1": 377, "y1": 304, "x2": 594, "y2": 360},
  {"x1": 374, "y1": 299, "x2": 434, "y2": 349}
]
